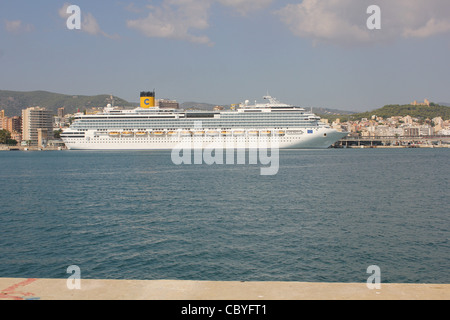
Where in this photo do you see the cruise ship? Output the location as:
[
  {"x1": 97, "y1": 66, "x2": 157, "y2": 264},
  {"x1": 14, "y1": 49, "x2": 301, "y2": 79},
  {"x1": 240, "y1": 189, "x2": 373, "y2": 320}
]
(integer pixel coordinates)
[{"x1": 61, "y1": 91, "x2": 348, "y2": 150}]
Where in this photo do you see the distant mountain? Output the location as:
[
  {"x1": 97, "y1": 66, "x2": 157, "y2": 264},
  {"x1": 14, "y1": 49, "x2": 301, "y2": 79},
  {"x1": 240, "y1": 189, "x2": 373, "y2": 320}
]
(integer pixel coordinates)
[
  {"x1": 438, "y1": 102, "x2": 450, "y2": 107},
  {"x1": 0, "y1": 90, "x2": 133, "y2": 117}
]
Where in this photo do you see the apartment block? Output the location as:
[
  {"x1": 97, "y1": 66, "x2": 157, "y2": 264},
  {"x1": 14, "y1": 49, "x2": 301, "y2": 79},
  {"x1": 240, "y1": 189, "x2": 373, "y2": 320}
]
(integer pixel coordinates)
[{"x1": 22, "y1": 107, "x2": 53, "y2": 147}]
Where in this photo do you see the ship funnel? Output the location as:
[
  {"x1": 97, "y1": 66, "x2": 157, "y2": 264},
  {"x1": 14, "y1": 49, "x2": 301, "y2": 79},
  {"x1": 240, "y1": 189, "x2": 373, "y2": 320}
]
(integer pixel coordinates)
[{"x1": 140, "y1": 91, "x2": 156, "y2": 108}]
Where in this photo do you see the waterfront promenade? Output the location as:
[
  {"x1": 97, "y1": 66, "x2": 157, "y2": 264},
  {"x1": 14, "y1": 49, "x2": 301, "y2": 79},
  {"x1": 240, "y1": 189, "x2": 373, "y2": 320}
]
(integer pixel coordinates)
[{"x1": 0, "y1": 278, "x2": 448, "y2": 300}]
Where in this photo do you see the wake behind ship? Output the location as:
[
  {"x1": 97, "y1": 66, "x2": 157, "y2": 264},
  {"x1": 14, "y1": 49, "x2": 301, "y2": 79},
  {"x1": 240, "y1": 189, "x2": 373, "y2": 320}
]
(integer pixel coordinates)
[{"x1": 61, "y1": 91, "x2": 348, "y2": 150}]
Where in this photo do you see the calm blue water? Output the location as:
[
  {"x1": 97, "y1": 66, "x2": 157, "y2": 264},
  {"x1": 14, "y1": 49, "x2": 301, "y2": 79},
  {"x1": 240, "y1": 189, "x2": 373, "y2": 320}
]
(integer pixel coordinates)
[{"x1": 0, "y1": 149, "x2": 448, "y2": 283}]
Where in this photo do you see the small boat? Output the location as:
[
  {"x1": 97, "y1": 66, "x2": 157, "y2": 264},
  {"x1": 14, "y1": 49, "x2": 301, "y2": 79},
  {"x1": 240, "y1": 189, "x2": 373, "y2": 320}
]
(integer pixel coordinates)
[
  {"x1": 221, "y1": 131, "x2": 231, "y2": 136},
  {"x1": 152, "y1": 131, "x2": 165, "y2": 136},
  {"x1": 193, "y1": 131, "x2": 205, "y2": 136},
  {"x1": 248, "y1": 130, "x2": 259, "y2": 136},
  {"x1": 233, "y1": 131, "x2": 245, "y2": 136},
  {"x1": 260, "y1": 130, "x2": 272, "y2": 136},
  {"x1": 167, "y1": 131, "x2": 178, "y2": 136},
  {"x1": 275, "y1": 130, "x2": 286, "y2": 136},
  {"x1": 109, "y1": 132, "x2": 120, "y2": 137},
  {"x1": 135, "y1": 131, "x2": 148, "y2": 136},
  {"x1": 121, "y1": 131, "x2": 134, "y2": 137}
]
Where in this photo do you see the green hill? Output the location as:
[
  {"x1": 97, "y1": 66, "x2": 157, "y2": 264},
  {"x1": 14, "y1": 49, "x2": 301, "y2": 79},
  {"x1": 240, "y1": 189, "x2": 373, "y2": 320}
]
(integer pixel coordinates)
[
  {"x1": 319, "y1": 103, "x2": 450, "y2": 122},
  {"x1": 0, "y1": 90, "x2": 134, "y2": 117}
]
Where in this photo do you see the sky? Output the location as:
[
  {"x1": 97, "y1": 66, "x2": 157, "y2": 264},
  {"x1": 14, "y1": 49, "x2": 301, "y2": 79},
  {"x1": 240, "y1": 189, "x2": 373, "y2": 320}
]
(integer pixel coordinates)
[{"x1": 1, "y1": 0, "x2": 450, "y2": 112}]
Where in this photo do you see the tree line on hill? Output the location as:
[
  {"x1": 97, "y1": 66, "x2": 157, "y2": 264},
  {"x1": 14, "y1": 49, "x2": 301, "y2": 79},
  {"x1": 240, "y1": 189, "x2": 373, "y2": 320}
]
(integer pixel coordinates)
[
  {"x1": 0, "y1": 90, "x2": 132, "y2": 116},
  {"x1": 318, "y1": 103, "x2": 450, "y2": 122}
]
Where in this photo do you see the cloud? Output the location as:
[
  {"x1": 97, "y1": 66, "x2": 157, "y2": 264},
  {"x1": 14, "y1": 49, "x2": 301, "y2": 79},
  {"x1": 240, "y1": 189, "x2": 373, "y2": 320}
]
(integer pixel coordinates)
[
  {"x1": 403, "y1": 18, "x2": 450, "y2": 39},
  {"x1": 126, "y1": 0, "x2": 213, "y2": 45},
  {"x1": 125, "y1": 0, "x2": 274, "y2": 44},
  {"x1": 217, "y1": 0, "x2": 273, "y2": 15},
  {"x1": 275, "y1": 0, "x2": 450, "y2": 46},
  {"x1": 58, "y1": 3, "x2": 119, "y2": 39},
  {"x1": 4, "y1": 20, "x2": 34, "y2": 33}
]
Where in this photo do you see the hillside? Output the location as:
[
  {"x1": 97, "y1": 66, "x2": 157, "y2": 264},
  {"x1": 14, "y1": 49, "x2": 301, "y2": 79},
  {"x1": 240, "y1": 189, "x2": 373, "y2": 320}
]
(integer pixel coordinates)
[
  {"x1": 312, "y1": 107, "x2": 355, "y2": 116},
  {"x1": 0, "y1": 90, "x2": 133, "y2": 116},
  {"x1": 319, "y1": 103, "x2": 450, "y2": 122}
]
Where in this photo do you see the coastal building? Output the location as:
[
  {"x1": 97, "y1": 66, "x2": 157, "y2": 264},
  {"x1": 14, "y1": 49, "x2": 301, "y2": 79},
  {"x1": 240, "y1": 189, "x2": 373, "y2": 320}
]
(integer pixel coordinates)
[
  {"x1": 22, "y1": 107, "x2": 53, "y2": 147},
  {"x1": 419, "y1": 126, "x2": 434, "y2": 136},
  {"x1": 403, "y1": 115, "x2": 413, "y2": 125},
  {"x1": 0, "y1": 111, "x2": 22, "y2": 143},
  {"x1": 54, "y1": 107, "x2": 70, "y2": 129},
  {"x1": 58, "y1": 107, "x2": 65, "y2": 118},
  {"x1": 37, "y1": 128, "x2": 49, "y2": 148},
  {"x1": 0, "y1": 110, "x2": 4, "y2": 130},
  {"x1": 158, "y1": 99, "x2": 179, "y2": 109},
  {"x1": 403, "y1": 127, "x2": 420, "y2": 137},
  {"x1": 6, "y1": 116, "x2": 22, "y2": 133}
]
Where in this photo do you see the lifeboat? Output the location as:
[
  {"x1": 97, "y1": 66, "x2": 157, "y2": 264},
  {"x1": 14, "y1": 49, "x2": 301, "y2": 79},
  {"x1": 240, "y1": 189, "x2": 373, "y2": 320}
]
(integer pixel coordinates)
[
  {"x1": 206, "y1": 131, "x2": 219, "y2": 136},
  {"x1": 221, "y1": 131, "x2": 231, "y2": 136},
  {"x1": 167, "y1": 131, "x2": 178, "y2": 136},
  {"x1": 181, "y1": 131, "x2": 192, "y2": 137},
  {"x1": 121, "y1": 131, "x2": 134, "y2": 137},
  {"x1": 135, "y1": 131, "x2": 148, "y2": 137},
  {"x1": 248, "y1": 130, "x2": 259, "y2": 136},
  {"x1": 260, "y1": 130, "x2": 272, "y2": 136},
  {"x1": 233, "y1": 131, "x2": 245, "y2": 136},
  {"x1": 109, "y1": 132, "x2": 120, "y2": 137},
  {"x1": 193, "y1": 131, "x2": 205, "y2": 136},
  {"x1": 153, "y1": 131, "x2": 165, "y2": 136},
  {"x1": 275, "y1": 130, "x2": 286, "y2": 136}
]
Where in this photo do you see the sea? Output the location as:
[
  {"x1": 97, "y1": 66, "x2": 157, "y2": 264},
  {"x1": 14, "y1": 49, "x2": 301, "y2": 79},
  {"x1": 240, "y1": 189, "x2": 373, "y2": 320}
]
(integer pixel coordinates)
[{"x1": 0, "y1": 148, "x2": 448, "y2": 284}]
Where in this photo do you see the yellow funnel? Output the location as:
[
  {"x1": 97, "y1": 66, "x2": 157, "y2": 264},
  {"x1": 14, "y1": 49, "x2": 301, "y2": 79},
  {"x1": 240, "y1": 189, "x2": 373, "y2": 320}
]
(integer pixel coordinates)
[{"x1": 140, "y1": 91, "x2": 156, "y2": 108}]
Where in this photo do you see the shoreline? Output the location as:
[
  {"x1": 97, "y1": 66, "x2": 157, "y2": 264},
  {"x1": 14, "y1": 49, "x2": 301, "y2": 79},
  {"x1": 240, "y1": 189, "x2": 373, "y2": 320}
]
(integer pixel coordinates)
[
  {"x1": 1, "y1": 278, "x2": 449, "y2": 300},
  {"x1": 1, "y1": 145, "x2": 449, "y2": 151}
]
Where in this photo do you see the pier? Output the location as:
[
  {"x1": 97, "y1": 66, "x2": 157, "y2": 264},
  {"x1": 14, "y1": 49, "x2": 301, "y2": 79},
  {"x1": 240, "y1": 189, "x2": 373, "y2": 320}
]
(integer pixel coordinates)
[
  {"x1": 0, "y1": 278, "x2": 448, "y2": 300},
  {"x1": 334, "y1": 135, "x2": 450, "y2": 148}
]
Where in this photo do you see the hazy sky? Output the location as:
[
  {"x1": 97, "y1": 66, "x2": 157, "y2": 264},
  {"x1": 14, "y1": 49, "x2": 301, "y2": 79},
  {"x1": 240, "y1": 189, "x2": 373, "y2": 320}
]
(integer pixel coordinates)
[{"x1": 1, "y1": 0, "x2": 450, "y2": 111}]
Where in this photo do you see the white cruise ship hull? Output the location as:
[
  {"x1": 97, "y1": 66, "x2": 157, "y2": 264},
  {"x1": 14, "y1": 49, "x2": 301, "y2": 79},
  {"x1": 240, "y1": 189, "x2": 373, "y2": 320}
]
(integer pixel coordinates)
[{"x1": 64, "y1": 128, "x2": 347, "y2": 150}]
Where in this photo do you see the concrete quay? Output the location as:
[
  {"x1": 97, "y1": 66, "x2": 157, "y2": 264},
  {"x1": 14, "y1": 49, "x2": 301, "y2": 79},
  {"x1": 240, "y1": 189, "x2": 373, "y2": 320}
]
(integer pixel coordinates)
[{"x1": 0, "y1": 278, "x2": 449, "y2": 300}]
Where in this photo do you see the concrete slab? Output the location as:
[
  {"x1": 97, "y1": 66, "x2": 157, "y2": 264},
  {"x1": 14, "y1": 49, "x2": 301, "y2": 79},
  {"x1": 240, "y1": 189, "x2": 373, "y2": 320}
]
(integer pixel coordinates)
[{"x1": 0, "y1": 278, "x2": 449, "y2": 300}]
